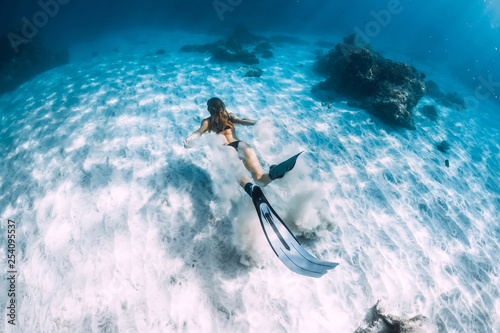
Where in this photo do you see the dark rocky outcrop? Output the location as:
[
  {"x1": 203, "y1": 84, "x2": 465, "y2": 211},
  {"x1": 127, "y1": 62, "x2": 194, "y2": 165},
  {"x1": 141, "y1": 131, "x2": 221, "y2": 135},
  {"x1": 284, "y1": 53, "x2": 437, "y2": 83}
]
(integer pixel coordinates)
[
  {"x1": 424, "y1": 80, "x2": 466, "y2": 111},
  {"x1": 181, "y1": 38, "x2": 258, "y2": 65},
  {"x1": 355, "y1": 301, "x2": 432, "y2": 333},
  {"x1": 0, "y1": 35, "x2": 68, "y2": 94},
  {"x1": 439, "y1": 92, "x2": 466, "y2": 111},
  {"x1": 436, "y1": 140, "x2": 450, "y2": 153},
  {"x1": 244, "y1": 68, "x2": 263, "y2": 78},
  {"x1": 254, "y1": 42, "x2": 273, "y2": 58},
  {"x1": 261, "y1": 50, "x2": 273, "y2": 59},
  {"x1": 313, "y1": 34, "x2": 426, "y2": 129},
  {"x1": 180, "y1": 26, "x2": 312, "y2": 65},
  {"x1": 424, "y1": 80, "x2": 443, "y2": 98},
  {"x1": 420, "y1": 105, "x2": 438, "y2": 121},
  {"x1": 211, "y1": 39, "x2": 259, "y2": 65}
]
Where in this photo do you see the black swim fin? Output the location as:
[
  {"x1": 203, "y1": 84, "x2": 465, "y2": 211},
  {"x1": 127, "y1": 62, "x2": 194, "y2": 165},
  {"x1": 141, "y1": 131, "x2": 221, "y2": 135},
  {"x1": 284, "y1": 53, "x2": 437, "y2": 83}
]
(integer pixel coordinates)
[
  {"x1": 269, "y1": 151, "x2": 303, "y2": 180},
  {"x1": 248, "y1": 184, "x2": 338, "y2": 277}
]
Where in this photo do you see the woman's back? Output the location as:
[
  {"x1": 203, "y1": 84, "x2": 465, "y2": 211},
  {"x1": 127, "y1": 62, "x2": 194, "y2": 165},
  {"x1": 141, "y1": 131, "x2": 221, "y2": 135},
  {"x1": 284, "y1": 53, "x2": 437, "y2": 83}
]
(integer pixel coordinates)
[{"x1": 207, "y1": 115, "x2": 239, "y2": 144}]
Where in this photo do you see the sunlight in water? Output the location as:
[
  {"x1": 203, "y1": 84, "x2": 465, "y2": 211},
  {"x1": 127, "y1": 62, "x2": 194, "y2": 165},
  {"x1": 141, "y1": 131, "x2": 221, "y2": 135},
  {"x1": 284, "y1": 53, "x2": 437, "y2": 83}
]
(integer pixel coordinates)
[{"x1": 0, "y1": 28, "x2": 499, "y2": 332}]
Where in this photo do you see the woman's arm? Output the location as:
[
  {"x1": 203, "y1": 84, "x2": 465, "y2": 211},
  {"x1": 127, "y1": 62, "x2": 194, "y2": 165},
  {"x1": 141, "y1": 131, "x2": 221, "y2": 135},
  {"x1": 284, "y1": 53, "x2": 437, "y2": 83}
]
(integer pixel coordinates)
[
  {"x1": 229, "y1": 113, "x2": 257, "y2": 126},
  {"x1": 184, "y1": 119, "x2": 209, "y2": 147}
]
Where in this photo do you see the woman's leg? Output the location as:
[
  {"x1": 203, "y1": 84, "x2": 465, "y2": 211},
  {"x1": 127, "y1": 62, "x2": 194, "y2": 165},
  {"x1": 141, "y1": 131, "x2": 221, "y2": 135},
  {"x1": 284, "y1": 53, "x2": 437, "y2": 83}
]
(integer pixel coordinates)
[
  {"x1": 239, "y1": 174, "x2": 252, "y2": 189},
  {"x1": 237, "y1": 142, "x2": 272, "y2": 187}
]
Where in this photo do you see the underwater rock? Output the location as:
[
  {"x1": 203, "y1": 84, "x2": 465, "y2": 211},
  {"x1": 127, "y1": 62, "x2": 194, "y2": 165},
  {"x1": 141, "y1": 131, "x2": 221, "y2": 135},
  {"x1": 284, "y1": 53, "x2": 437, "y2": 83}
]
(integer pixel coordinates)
[
  {"x1": 445, "y1": 159, "x2": 450, "y2": 167},
  {"x1": 212, "y1": 45, "x2": 258, "y2": 65},
  {"x1": 254, "y1": 42, "x2": 273, "y2": 58},
  {"x1": 424, "y1": 80, "x2": 466, "y2": 111},
  {"x1": 180, "y1": 26, "x2": 312, "y2": 65},
  {"x1": 254, "y1": 41, "x2": 272, "y2": 52},
  {"x1": 181, "y1": 38, "x2": 258, "y2": 65},
  {"x1": 355, "y1": 301, "x2": 432, "y2": 333},
  {"x1": 436, "y1": 140, "x2": 450, "y2": 153},
  {"x1": 212, "y1": 39, "x2": 259, "y2": 65},
  {"x1": 180, "y1": 26, "x2": 311, "y2": 65},
  {"x1": 261, "y1": 50, "x2": 273, "y2": 58},
  {"x1": 421, "y1": 105, "x2": 438, "y2": 121},
  {"x1": 244, "y1": 68, "x2": 263, "y2": 78},
  {"x1": 313, "y1": 35, "x2": 425, "y2": 129},
  {"x1": 343, "y1": 33, "x2": 358, "y2": 45},
  {"x1": 424, "y1": 80, "x2": 444, "y2": 98},
  {"x1": 0, "y1": 34, "x2": 68, "y2": 94},
  {"x1": 439, "y1": 92, "x2": 466, "y2": 111},
  {"x1": 155, "y1": 49, "x2": 165, "y2": 55}
]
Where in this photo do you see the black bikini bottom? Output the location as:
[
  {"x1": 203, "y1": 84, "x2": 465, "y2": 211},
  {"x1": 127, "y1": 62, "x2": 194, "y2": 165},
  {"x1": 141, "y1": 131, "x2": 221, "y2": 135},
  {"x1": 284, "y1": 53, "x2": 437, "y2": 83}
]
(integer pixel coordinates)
[{"x1": 227, "y1": 140, "x2": 240, "y2": 150}]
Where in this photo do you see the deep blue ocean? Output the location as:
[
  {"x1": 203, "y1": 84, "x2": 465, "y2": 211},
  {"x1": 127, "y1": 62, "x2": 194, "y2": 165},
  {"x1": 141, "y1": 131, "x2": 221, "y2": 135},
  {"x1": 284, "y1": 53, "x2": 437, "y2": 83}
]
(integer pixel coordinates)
[{"x1": 0, "y1": 1, "x2": 499, "y2": 332}]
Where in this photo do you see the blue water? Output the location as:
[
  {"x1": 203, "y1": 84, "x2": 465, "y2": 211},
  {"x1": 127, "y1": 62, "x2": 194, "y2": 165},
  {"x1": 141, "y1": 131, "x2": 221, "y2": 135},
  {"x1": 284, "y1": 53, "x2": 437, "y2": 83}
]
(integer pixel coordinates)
[{"x1": 1, "y1": 1, "x2": 500, "y2": 332}]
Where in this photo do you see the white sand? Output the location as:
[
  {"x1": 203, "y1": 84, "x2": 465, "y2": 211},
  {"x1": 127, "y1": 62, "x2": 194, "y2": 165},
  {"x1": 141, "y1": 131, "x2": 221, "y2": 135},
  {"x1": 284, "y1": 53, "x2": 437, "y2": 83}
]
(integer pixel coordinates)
[{"x1": 0, "y1": 29, "x2": 499, "y2": 332}]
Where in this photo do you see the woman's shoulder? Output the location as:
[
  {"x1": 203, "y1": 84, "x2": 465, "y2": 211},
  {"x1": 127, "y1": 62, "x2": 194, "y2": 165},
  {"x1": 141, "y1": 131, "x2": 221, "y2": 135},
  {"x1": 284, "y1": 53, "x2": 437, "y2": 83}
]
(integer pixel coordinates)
[{"x1": 200, "y1": 118, "x2": 210, "y2": 128}]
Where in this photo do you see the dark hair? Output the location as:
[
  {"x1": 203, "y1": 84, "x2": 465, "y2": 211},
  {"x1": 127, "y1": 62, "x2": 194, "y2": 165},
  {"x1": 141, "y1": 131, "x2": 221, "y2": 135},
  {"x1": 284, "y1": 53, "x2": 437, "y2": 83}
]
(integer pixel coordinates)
[{"x1": 207, "y1": 97, "x2": 233, "y2": 133}]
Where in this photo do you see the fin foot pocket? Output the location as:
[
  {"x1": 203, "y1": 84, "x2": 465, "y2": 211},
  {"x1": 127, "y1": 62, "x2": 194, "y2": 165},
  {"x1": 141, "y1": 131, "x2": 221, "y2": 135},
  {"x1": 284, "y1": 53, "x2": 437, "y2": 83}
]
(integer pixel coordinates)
[
  {"x1": 269, "y1": 151, "x2": 303, "y2": 180},
  {"x1": 244, "y1": 182, "x2": 254, "y2": 197}
]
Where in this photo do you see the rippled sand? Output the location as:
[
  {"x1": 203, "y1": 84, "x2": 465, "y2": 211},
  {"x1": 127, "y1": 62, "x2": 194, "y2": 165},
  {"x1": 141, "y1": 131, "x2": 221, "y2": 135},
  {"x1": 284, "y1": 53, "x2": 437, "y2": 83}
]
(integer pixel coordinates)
[{"x1": 0, "y1": 29, "x2": 499, "y2": 332}]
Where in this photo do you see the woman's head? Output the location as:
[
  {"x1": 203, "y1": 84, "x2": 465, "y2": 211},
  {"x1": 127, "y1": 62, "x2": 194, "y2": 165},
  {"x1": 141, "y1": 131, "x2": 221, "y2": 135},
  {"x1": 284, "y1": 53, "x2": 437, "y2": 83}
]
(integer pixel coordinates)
[
  {"x1": 207, "y1": 97, "x2": 233, "y2": 132},
  {"x1": 207, "y1": 97, "x2": 226, "y2": 117}
]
